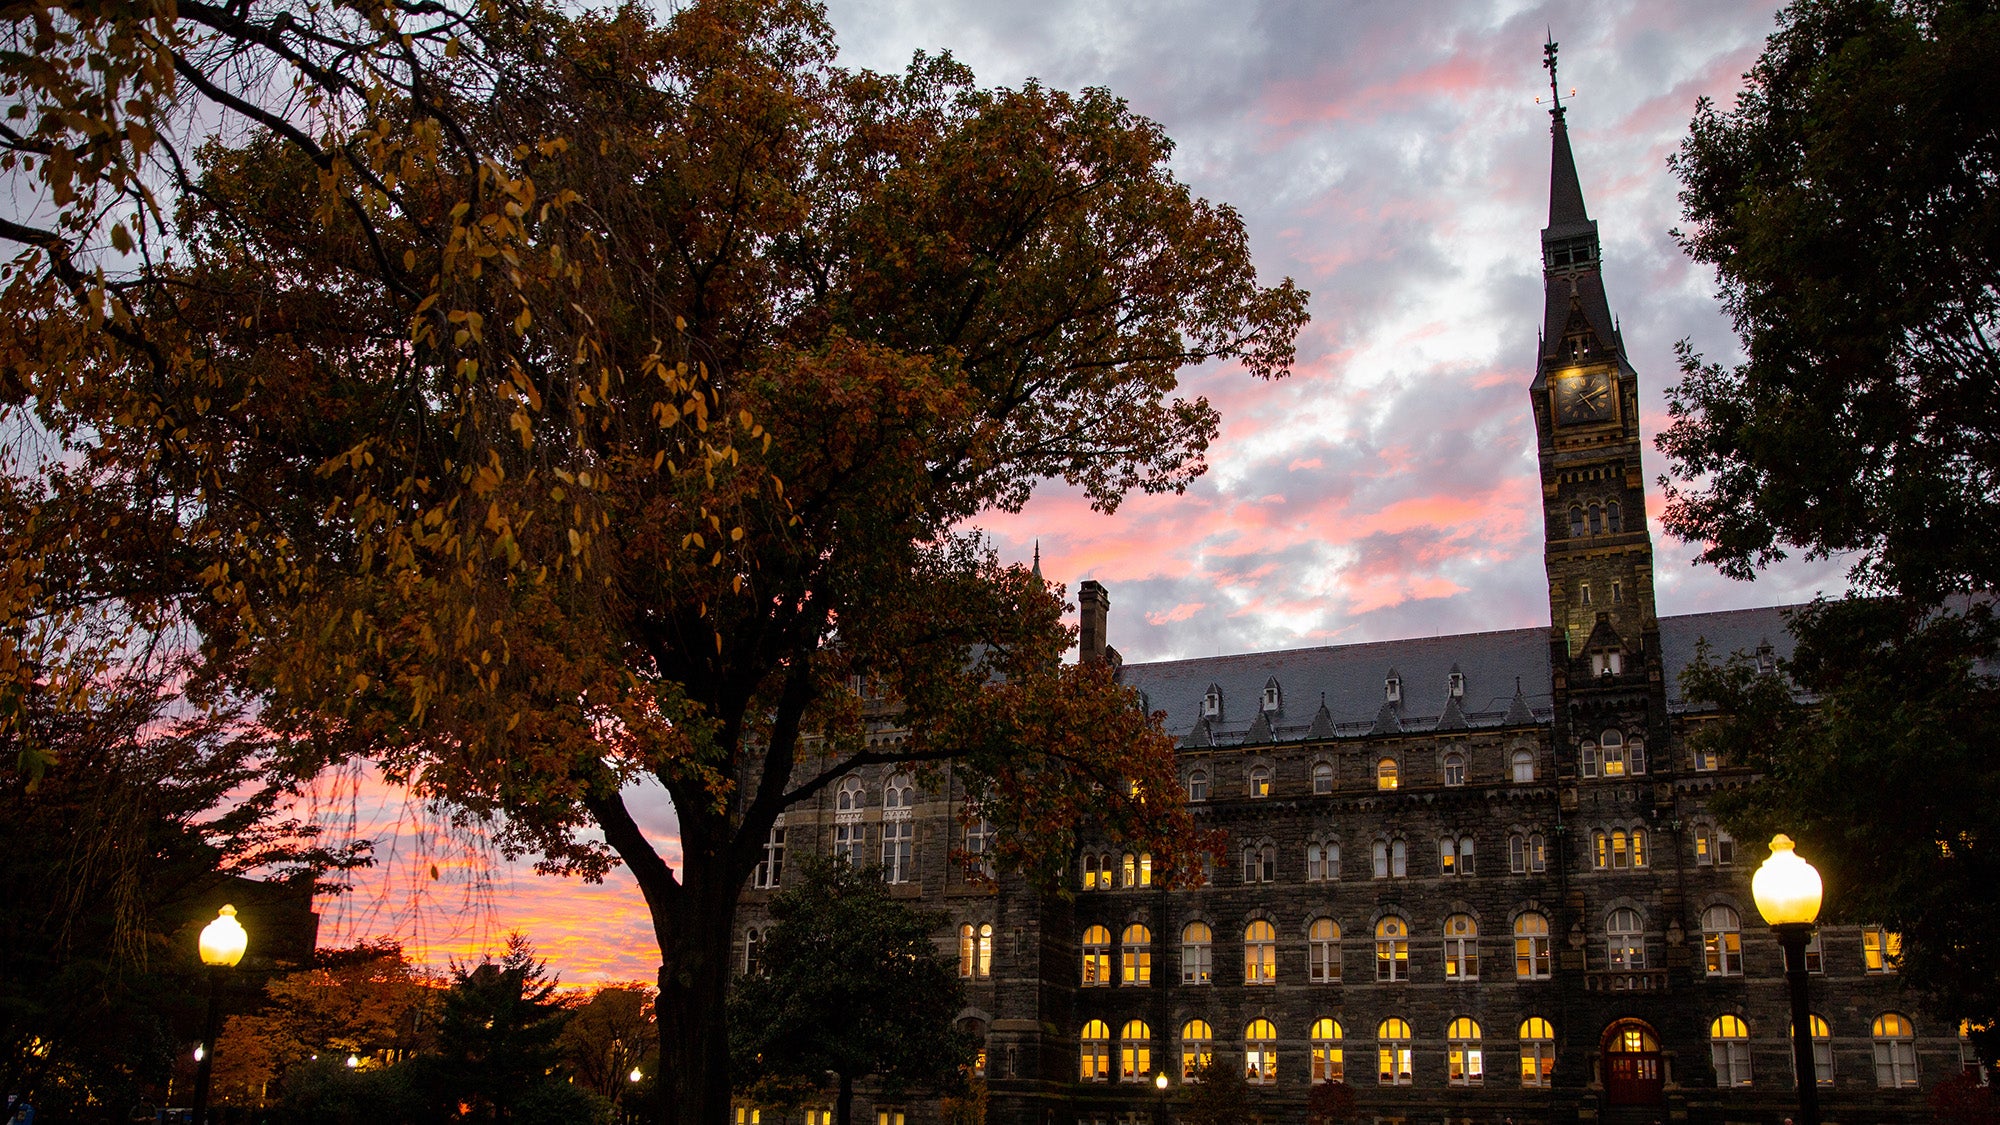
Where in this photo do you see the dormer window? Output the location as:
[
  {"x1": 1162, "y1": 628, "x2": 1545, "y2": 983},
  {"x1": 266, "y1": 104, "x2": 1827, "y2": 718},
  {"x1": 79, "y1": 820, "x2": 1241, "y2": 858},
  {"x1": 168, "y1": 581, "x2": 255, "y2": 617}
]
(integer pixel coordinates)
[
  {"x1": 1261, "y1": 679, "x2": 1281, "y2": 713},
  {"x1": 1757, "y1": 642, "x2": 1776, "y2": 675},
  {"x1": 1202, "y1": 686, "x2": 1221, "y2": 718},
  {"x1": 1385, "y1": 674, "x2": 1401, "y2": 704},
  {"x1": 1448, "y1": 670, "x2": 1465, "y2": 699}
]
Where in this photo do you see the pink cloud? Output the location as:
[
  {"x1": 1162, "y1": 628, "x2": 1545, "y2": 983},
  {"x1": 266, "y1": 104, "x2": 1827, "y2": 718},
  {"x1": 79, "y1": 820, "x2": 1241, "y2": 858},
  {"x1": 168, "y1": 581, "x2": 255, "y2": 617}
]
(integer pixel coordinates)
[{"x1": 1145, "y1": 602, "x2": 1209, "y2": 625}]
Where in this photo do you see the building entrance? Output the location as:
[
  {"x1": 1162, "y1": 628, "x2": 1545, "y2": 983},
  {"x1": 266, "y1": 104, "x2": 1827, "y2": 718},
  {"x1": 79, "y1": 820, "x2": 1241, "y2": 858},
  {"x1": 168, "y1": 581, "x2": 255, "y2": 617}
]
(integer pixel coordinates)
[{"x1": 1602, "y1": 1019, "x2": 1664, "y2": 1106}]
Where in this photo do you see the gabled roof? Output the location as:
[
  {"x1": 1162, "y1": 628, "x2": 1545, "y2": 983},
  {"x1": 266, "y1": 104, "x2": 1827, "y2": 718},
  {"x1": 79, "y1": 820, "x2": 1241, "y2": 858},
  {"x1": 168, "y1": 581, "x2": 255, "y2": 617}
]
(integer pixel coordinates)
[{"x1": 1124, "y1": 604, "x2": 1802, "y2": 747}]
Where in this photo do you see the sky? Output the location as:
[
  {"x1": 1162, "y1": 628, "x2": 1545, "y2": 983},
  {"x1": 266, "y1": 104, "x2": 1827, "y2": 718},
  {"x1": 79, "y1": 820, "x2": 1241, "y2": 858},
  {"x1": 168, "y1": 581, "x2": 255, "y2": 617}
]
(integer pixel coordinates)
[{"x1": 315, "y1": 0, "x2": 1856, "y2": 983}]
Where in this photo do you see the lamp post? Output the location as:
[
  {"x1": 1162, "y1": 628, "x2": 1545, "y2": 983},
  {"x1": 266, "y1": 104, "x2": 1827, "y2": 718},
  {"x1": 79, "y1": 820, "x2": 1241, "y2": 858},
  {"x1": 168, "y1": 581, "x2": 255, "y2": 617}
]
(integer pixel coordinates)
[
  {"x1": 191, "y1": 904, "x2": 248, "y2": 1125},
  {"x1": 1153, "y1": 1069, "x2": 1169, "y2": 1125},
  {"x1": 1752, "y1": 835, "x2": 1823, "y2": 1125}
]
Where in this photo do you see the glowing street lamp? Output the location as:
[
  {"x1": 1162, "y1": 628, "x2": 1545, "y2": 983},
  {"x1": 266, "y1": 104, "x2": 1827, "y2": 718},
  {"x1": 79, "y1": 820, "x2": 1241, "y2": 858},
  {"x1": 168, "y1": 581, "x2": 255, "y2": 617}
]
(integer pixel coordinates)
[
  {"x1": 629, "y1": 1068, "x2": 644, "y2": 1084},
  {"x1": 191, "y1": 905, "x2": 248, "y2": 1125},
  {"x1": 1752, "y1": 835, "x2": 1823, "y2": 1125}
]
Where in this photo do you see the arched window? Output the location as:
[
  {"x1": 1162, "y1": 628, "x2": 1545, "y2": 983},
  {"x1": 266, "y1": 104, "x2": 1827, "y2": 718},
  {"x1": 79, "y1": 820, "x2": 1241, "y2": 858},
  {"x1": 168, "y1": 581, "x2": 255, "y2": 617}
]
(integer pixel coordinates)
[
  {"x1": 1372, "y1": 838, "x2": 1407, "y2": 879},
  {"x1": 1600, "y1": 730, "x2": 1627, "y2": 777},
  {"x1": 836, "y1": 776, "x2": 863, "y2": 812},
  {"x1": 1443, "y1": 914, "x2": 1479, "y2": 980},
  {"x1": 1796, "y1": 1014, "x2": 1833, "y2": 1087},
  {"x1": 1181, "y1": 922, "x2": 1214, "y2": 984},
  {"x1": 1520, "y1": 1018, "x2": 1556, "y2": 1087},
  {"x1": 1448, "y1": 1017, "x2": 1484, "y2": 1086},
  {"x1": 1509, "y1": 832, "x2": 1546, "y2": 874},
  {"x1": 1512, "y1": 748, "x2": 1536, "y2": 783},
  {"x1": 1121, "y1": 924, "x2": 1152, "y2": 987},
  {"x1": 1702, "y1": 906, "x2": 1743, "y2": 976},
  {"x1": 1378, "y1": 1019, "x2": 1413, "y2": 1086},
  {"x1": 1080, "y1": 1019, "x2": 1110, "y2": 1082},
  {"x1": 1187, "y1": 769, "x2": 1210, "y2": 802},
  {"x1": 1443, "y1": 752, "x2": 1466, "y2": 786},
  {"x1": 1119, "y1": 1020, "x2": 1151, "y2": 1082},
  {"x1": 1607, "y1": 501, "x2": 1622, "y2": 532},
  {"x1": 1607, "y1": 909, "x2": 1645, "y2": 970},
  {"x1": 1569, "y1": 506, "x2": 1585, "y2": 537},
  {"x1": 1312, "y1": 760, "x2": 1335, "y2": 794},
  {"x1": 1306, "y1": 841, "x2": 1339, "y2": 882},
  {"x1": 883, "y1": 772, "x2": 914, "y2": 810},
  {"x1": 1376, "y1": 757, "x2": 1400, "y2": 790},
  {"x1": 1588, "y1": 504, "x2": 1603, "y2": 534},
  {"x1": 744, "y1": 928, "x2": 762, "y2": 976},
  {"x1": 975, "y1": 923, "x2": 992, "y2": 977},
  {"x1": 959, "y1": 924, "x2": 976, "y2": 978},
  {"x1": 1247, "y1": 764, "x2": 1272, "y2": 798},
  {"x1": 1081, "y1": 853, "x2": 1102, "y2": 891},
  {"x1": 1244, "y1": 920, "x2": 1277, "y2": 985},
  {"x1": 1710, "y1": 1014, "x2": 1752, "y2": 1087},
  {"x1": 1244, "y1": 1019, "x2": 1278, "y2": 1085},
  {"x1": 1631, "y1": 827, "x2": 1648, "y2": 868},
  {"x1": 1180, "y1": 1019, "x2": 1214, "y2": 1080},
  {"x1": 1440, "y1": 834, "x2": 1475, "y2": 877},
  {"x1": 1376, "y1": 917, "x2": 1409, "y2": 982},
  {"x1": 833, "y1": 777, "x2": 864, "y2": 864},
  {"x1": 1080, "y1": 925, "x2": 1110, "y2": 986},
  {"x1": 1874, "y1": 1013, "x2": 1919, "y2": 1087},
  {"x1": 1121, "y1": 853, "x2": 1137, "y2": 887},
  {"x1": 1311, "y1": 1018, "x2": 1344, "y2": 1083},
  {"x1": 1514, "y1": 913, "x2": 1552, "y2": 980},
  {"x1": 1242, "y1": 841, "x2": 1275, "y2": 883},
  {"x1": 1309, "y1": 918, "x2": 1341, "y2": 983}
]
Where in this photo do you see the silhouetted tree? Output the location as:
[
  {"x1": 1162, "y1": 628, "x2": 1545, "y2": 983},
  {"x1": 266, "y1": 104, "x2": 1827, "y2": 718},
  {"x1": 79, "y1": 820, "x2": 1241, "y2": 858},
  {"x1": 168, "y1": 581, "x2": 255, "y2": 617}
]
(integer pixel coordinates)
[{"x1": 431, "y1": 934, "x2": 572, "y2": 1121}]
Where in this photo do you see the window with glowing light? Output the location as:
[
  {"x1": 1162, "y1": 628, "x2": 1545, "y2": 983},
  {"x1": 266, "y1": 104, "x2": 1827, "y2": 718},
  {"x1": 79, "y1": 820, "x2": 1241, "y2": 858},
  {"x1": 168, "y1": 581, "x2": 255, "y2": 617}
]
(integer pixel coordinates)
[
  {"x1": 1376, "y1": 917, "x2": 1409, "y2": 982},
  {"x1": 1443, "y1": 915, "x2": 1479, "y2": 981},
  {"x1": 1874, "y1": 1013, "x2": 1919, "y2": 1087},
  {"x1": 1377, "y1": 757, "x2": 1399, "y2": 790},
  {"x1": 1244, "y1": 1019, "x2": 1277, "y2": 1085},
  {"x1": 1607, "y1": 909, "x2": 1645, "y2": 970},
  {"x1": 1080, "y1": 926, "x2": 1110, "y2": 987},
  {"x1": 1079, "y1": 1020, "x2": 1110, "y2": 1082},
  {"x1": 1710, "y1": 1015, "x2": 1752, "y2": 1087},
  {"x1": 1180, "y1": 1020, "x2": 1213, "y2": 1080},
  {"x1": 1702, "y1": 906, "x2": 1743, "y2": 976},
  {"x1": 1309, "y1": 918, "x2": 1341, "y2": 983},
  {"x1": 1181, "y1": 922, "x2": 1212, "y2": 985},
  {"x1": 1119, "y1": 1020, "x2": 1152, "y2": 1082},
  {"x1": 1515, "y1": 913, "x2": 1552, "y2": 980},
  {"x1": 1520, "y1": 1018, "x2": 1555, "y2": 1087},
  {"x1": 1793, "y1": 1014, "x2": 1833, "y2": 1087},
  {"x1": 1448, "y1": 1018, "x2": 1484, "y2": 1086},
  {"x1": 1377, "y1": 1019, "x2": 1413, "y2": 1086},
  {"x1": 1865, "y1": 927, "x2": 1903, "y2": 974},
  {"x1": 1310, "y1": 1018, "x2": 1344, "y2": 1083},
  {"x1": 1244, "y1": 921, "x2": 1277, "y2": 985},
  {"x1": 1121, "y1": 924, "x2": 1152, "y2": 987}
]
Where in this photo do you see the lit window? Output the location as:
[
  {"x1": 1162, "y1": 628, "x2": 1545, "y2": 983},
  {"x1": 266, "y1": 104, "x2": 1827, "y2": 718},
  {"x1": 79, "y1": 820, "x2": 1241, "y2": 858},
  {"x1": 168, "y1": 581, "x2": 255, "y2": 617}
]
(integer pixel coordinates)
[
  {"x1": 1694, "y1": 745, "x2": 1719, "y2": 771},
  {"x1": 1805, "y1": 931, "x2": 1823, "y2": 974},
  {"x1": 1181, "y1": 923, "x2": 1212, "y2": 985},
  {"x1": 1442, "y1": 834, "x2": 1474, "y2": 877},
  {"x1": 1080, "y1": 925, "x2": 1110, "y2": 987},
  {"x1": 1080, "y1": 1019, "x2": 1110, "y2": 1082},
  {"x1": 1311, "y1": 1018, "x2": 1344, "y2": 1083},
  {"x1": 1515, "y1": 913, "x2": 1552, "y2": 980},
  {"x1": 1377, "y1": 1019, "x2": 1413, "y2": 1086},
  {"x1": 1309, "y1": 918, "x2": 1341, "y2": 983},
  {"x1": 1179, "y1": 1019, "x2": 1214, "y2": 1082},
  {"x1": 958, "y1": 924, "x2": 976, "y2": 978},
  {"x1": 977, "y1": 923, "x2": 992, "y2": 978},
  {"x1": 1245, "y1": 1019, "x2": 1278, "y2": 1085},
  {"x1": 1119, "y1": 1020, "x2": 1152, "y2": 1082},
  {"x1": 1121, "y1": 853, "x2": 1137, "y2": 888},
  {"x1": 1444, "y1": 914, "x2": 1479, "y2": 981},
  {"x1": 1794, "y1": 1014, "x2": 1833, "y2": 1087},
  {"x1": 1520, "y1": 1018, "x2": 1555, "y2": 1087},
  {"x1": 1376, "y1": 917, "x2": 1410, "y2": 982},
  {"x1": 1247, "y1": 764, "x2": 1271, "y2": 798},
  {"x1": 735, "y1": 1108, "x2": 760, "y2": 1125},
  {"x1": 1600, "y1": 730, "x2": 1626, "y2": 776},
  {"x1": 1448, "y1": 1017, "x2": 1484, "y2": 1086},
  {"x1": 1607, "y1": 909, "x2": 1645, "y2": 970},
  {"x1": 754, "y1": 823, "x2": 786, "y2": 889},
  {"x1": 1702, "y1": 906, "x2": 1743, "y2": 976},
  {"x1": 1874, "y1": 1013, "x2": 1919, "y2": 1087},
  {"x1": 880, "y1": 820, "x2": 913, "y2": 883},
  {"x1": 1864, "y1": 927, "x2": 1902, "y2": 973},
  {"x1": 1187, "y1": 769, "x2": 1209, "y2": 802},
  {"x1": 1244, "y1": 921, "x2": 1277, "y2": 985},
  {"x1": 1512, "y1": 749, "x2": 1535, "y2": 783},
  {"x1": 873, "y1": 1112, "x2": 903, "y2": 1125},
  {"x1": 1695, "y1": 825, "x2": 1714, "y2": 865},
  {"x1": 1312, "y1": 760, "x2": 1335, "y2": 794},
  {"x1": 1377, "y1": 757, "x2": 1399, "y2": 790},
  {"x1": 1711, "y1": 1015, "x2": 1752, "y2": 1087},
  {"x1": 1121, "y1": 924, "x2": 1152, "y2": 987},
  {"x1": 1443, "y1": 752, "x2": 1466, "y2": 787},
  {"x1": 743, "y1": 928, "x2": 762, "y2": 976},
  {"x1": 1306, "y1": 841, "x2": 1339, "y2": 882}
]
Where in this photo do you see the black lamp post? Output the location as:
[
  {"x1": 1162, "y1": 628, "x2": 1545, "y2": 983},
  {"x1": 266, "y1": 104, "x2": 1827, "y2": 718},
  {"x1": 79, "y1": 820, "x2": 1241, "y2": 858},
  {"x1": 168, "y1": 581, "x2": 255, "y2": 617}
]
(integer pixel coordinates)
[
  {"x1": 191, "y1": 904, "x2": 248, "y2": 1125},
  {"x1": 1752, "y1": 835, "x2": 1823, "y2": 1125}
]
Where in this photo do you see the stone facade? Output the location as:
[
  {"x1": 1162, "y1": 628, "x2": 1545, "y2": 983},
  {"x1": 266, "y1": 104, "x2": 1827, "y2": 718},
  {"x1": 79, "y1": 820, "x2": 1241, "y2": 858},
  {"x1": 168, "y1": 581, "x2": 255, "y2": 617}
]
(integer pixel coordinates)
[{"x1": 731, "y1": 91, "x2": 1976, "y2": 1125}]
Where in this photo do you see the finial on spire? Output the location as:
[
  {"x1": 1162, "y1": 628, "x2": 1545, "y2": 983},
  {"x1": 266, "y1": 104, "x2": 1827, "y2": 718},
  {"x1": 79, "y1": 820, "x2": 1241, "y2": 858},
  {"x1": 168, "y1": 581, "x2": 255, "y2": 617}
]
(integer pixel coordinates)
[
  {"x1": 1542, "y1": 34, "x2": 1564, "y2": 117},
  {"x1": 1031, "y1": 540, "x2": 1042, "y2": 579}
]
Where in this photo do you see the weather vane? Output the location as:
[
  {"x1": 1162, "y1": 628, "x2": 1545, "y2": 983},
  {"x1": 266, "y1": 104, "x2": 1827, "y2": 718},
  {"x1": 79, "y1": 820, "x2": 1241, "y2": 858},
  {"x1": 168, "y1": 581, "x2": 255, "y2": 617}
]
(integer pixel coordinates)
[{"x1": 1537, "y1": 34, "x2": 1575, "y2": 114}]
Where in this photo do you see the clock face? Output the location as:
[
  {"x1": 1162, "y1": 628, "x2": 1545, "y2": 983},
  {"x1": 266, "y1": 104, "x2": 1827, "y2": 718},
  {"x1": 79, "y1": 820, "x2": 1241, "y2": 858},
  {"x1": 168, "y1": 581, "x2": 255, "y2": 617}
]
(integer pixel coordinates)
[{"x1": 1553, "y1": 369, "x2": 1614, "y2": 425}]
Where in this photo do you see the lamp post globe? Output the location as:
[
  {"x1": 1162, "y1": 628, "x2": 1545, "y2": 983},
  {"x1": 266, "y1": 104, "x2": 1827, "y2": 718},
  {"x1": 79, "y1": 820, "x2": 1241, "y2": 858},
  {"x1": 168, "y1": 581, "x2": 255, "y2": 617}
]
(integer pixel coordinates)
[
  {"x1": 1752, "y1": 836, "x2": 1824, "y2": 1125},
  {"x1": 191, "y1": 905, "x2": 248, "y2": 1125}
]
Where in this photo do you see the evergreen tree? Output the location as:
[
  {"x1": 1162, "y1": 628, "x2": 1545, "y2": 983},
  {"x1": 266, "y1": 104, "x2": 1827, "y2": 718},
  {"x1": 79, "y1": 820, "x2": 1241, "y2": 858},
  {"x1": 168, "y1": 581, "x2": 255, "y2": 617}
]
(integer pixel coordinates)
[{"x1": 431, "y1": 934, "x2": 572, "y2": 1121}]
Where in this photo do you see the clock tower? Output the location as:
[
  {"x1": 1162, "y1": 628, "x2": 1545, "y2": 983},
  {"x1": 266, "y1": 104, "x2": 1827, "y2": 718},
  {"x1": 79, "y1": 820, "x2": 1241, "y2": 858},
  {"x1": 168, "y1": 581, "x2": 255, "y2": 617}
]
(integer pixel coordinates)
[{"x1": 1528, "y1": 44, "x2": 1670, "y2": 785}]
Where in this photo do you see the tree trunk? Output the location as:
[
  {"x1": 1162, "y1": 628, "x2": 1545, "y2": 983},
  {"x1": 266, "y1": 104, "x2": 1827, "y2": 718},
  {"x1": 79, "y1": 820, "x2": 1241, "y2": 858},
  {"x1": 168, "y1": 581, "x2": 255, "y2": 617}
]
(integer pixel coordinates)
[
  {"x1": 652, "y1": 866, "x2": 741, "y2": 1125},
  {"x1": 836, "y1": 1071, "x2": 854, "y2": 1125}
]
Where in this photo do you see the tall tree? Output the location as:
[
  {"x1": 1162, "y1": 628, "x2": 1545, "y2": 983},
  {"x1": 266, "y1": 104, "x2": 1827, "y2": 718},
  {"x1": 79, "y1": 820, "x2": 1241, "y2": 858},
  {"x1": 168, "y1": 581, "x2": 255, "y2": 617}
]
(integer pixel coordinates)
[
  {"x1": 729, "y1": 857, "x2": 972, "y2": 1125},
  {"x1": 1664, "y1": 0, "x2": 2000, "y2": 1061},
  {"x1": 431, "y1": 934, "x2": 572, "y2": 1121},
  {"x1": 2, "y1": 2, "x2": 1302, "y2": 1121}
]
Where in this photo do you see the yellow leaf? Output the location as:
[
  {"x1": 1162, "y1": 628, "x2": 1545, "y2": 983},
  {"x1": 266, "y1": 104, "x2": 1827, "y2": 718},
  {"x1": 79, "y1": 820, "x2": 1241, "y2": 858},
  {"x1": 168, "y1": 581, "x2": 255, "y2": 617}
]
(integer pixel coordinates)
[{"x1": 568, "y1": 528, "x2": 582, "y2": 555}]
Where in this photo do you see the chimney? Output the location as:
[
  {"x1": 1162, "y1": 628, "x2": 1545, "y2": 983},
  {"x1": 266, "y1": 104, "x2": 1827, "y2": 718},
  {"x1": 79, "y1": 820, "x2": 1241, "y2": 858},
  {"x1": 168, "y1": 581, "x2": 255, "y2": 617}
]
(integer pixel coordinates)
[{"x1": 1078, "y1": 580, "x2": 1110, "y2": 665}]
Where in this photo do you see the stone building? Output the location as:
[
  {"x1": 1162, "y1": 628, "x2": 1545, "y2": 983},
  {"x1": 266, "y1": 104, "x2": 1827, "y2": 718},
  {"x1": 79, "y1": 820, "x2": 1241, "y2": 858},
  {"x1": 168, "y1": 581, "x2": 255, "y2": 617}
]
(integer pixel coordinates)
[{"x1": 732, "y1": 88, "x2": 1976, "y2": 1125}]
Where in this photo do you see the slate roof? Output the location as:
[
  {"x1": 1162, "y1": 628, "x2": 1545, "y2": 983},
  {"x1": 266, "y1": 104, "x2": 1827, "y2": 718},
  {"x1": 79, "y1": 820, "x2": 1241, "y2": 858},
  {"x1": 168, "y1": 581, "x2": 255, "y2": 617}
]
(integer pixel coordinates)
[{"x1": 1121, "y1": 604, "x2": 1801, "y2": 747}]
